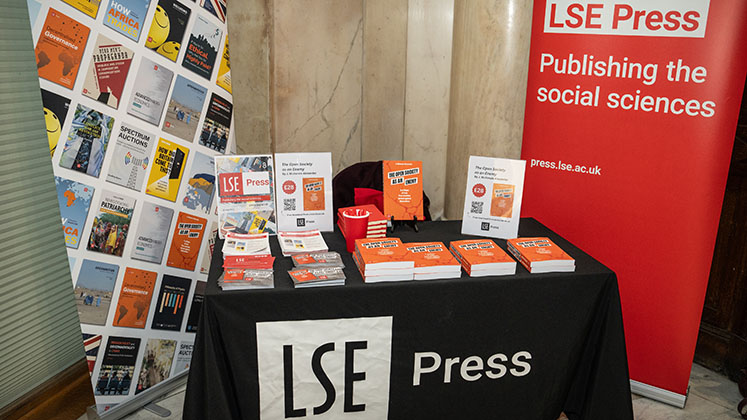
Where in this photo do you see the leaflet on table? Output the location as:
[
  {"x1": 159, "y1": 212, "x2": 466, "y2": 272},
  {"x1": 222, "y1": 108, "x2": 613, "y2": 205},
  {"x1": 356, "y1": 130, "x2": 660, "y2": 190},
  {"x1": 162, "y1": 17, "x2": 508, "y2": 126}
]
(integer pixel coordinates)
[
  {"x1": 215, "y1": 155, "x2": 276, "y2": 238},
  {"x1": 461, "y1": 156, "x2": 526, "y2": 239},
  {"x1": 274, "y1": 153, "x2": 334, "y2": 232},
  {"x1": 277, "y1": 230, "x2": 328, "y2": 257},
  {"x1": 222, "y1": 232, "x2": 270, "y2": 256}
]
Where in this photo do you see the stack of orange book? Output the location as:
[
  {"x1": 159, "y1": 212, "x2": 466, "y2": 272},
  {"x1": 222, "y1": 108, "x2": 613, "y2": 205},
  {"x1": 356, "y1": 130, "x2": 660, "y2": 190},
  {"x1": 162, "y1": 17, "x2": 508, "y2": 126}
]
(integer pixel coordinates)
[
  {"x1": 338, "y1": 204, "x2": 388, "y2": 238},
  {"x1": 506, "y1": 237, "x2": 575, "y2": 273},
  {"x1": 353, "y1": 237, "x2": 414, "y2": 282},
  {"x1": 405, "y1": 242, "x2": 461, "y2": 280},
  {"x1": 448, "y1": 239, "x2": 516, "y2": 277}
]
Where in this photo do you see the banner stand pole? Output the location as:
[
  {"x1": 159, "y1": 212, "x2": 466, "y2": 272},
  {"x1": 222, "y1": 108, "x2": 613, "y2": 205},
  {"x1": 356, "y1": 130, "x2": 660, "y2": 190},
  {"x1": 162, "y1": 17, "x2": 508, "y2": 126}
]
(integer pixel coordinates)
[{"x1": 630, "y1": 380, "x2": 688, "y2": 409}]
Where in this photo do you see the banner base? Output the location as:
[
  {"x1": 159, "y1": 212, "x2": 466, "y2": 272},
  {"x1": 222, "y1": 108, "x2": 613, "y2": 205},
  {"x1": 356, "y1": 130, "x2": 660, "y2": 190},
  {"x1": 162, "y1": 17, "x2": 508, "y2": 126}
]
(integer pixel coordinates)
[{"x1": 630, "y1": 379, "x2": 687, "y2": 408}]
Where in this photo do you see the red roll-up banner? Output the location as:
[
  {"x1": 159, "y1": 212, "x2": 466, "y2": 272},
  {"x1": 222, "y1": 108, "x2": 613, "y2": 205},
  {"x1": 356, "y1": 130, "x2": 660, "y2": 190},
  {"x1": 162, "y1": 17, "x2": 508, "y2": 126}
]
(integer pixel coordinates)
[{"x1": 521, "y1": 0, "x2": 747, "y2": 397}]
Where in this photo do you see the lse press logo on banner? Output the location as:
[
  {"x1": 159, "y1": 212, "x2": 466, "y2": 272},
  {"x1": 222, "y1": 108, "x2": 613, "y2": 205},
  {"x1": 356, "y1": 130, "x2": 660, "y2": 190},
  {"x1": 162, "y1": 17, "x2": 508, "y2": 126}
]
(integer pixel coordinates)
[
  {"x1": 544, "y1": 0, "x2": 710, "y2": 38},
  {"x1": 219, "y1": 172, "x2": 272, "y2": 196},
  {"x1": 256, "y1": 317, "x2": 393, "y2": 420}
]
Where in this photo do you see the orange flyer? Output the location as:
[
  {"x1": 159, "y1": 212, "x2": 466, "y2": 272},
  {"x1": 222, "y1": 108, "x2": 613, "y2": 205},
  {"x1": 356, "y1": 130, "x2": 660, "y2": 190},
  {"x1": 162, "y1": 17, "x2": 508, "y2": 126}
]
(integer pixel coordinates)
[
  {"x1": 382, "y1": 161, "x2": 424, "y2": 221},
  {"x1": 449, "y1": 239, "x2": 513, "y2": 267},
  {"x1": 405, "y1": 242, "x2": 459, "y2": 268},
  {"x1": 490, "y1": 183, "x2": 515, "y2": 218},
  {"x1": 167, "y1": 212, "x2": 208, "y2": 271},
  {"x1": 506, "y1": 237, "x2": 574, "y2": 263},
  {"x1": 302, "y1": 177, "x2": 325, "y2": 211},
  {"x1": 113, "y1": 268, "x2": 157, "y2": 329},
  {"x1": 354, "y1": 237, "x2": 410, "y2": 268},
  {"x1": 35, "y1": 9, "x2": 90, "y2": 89}
]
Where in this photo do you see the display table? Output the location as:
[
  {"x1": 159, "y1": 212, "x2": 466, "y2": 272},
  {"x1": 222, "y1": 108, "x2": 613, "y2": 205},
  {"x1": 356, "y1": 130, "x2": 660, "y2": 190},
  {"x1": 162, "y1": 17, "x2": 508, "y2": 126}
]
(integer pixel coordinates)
[{"x1": 184, "y1": 219, "x2": 633, "y2": 420}]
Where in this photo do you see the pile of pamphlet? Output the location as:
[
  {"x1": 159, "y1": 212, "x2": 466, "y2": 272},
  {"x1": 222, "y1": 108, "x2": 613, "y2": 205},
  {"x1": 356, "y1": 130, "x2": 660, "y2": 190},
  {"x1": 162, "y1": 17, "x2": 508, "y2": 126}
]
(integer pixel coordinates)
[
  {"x1": 277, "y1": 230, "x2": 329, "y2": 257},
  {"x1": 218, "y1": 232, "x2": 275, "y2": 290},
  {"x1": 506, "y1": 237, "x2": 575, "y2": 273},
  {"x1": 353, "y1": 237, "x2": 414, "y2": 282},
  {"x1": 338, "y1": 204, "x2": 388, "y2": 239},
  {"x1": 449, "y1": 239, "x2": 516, "y2": 277},
  {"x1": 288, "y1": 252, "x2": 346, "y2": 288},
  {"x1": 405, "y1": 242, "x2": 462, "y2": 280}
]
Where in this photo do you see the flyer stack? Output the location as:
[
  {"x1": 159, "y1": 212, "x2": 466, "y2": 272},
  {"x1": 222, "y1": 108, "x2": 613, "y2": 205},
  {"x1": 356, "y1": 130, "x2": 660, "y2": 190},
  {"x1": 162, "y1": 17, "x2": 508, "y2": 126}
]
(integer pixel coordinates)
[
  {"x1": 353, "y1": 238, "x2": 414, "y2": 282},
  {"x1": 288, "y1": 252, "x2": 346, "y2": 288},
  {"x1": 219, "y1": 232, "x2": 275, "y2": 290},
  {"x1": 405, "y1": 242, "x2": 462, "y2": 280},
  {"x1": 337, "y1": 204, "x2": 388, "y2": 239},
  {"x1": 506, "y1": 237, "x2": 575, "y2": 273},
  {"x1": 449, "y1": 239, "x2": 517, "y2": 277},
  {"x1": 277, "y1": 230, "x2": 328, "y2": 257}
]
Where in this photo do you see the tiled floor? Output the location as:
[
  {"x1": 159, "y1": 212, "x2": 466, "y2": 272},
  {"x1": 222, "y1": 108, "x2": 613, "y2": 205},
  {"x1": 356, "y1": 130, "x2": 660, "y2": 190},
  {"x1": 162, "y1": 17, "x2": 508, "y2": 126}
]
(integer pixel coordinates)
[{"x1": 117, "y1": 363, "x2": 743, "y2": 419}]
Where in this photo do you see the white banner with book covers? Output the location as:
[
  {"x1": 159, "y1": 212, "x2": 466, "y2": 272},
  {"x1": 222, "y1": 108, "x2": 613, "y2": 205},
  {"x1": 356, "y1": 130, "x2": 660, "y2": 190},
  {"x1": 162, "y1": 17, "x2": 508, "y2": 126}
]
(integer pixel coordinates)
[{"x1": 27, "y1": 0, "x2": 232, "y2": 411}]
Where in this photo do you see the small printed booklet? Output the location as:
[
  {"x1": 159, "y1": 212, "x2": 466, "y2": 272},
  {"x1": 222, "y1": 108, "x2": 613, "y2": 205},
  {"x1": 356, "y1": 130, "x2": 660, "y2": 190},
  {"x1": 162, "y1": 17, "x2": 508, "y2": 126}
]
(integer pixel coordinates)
[
  {"x1": 506, "y1": 237, "x2": 575, "y2": 273},
  {"x1": 291, "y1": 252, "x2": 345, "y2": 269},
  {"x1": 288, "y1": 267, "x2": 346, "y2": 288},
  {"x1": 222, "y1": 232, "x2": 271, "y2": 256},
  {"x1": 219, "y1": 268, "x2": 274, "y2": 290},
  {"x1": 277, "y1": 230, "x2": 328, "y2": 257}
]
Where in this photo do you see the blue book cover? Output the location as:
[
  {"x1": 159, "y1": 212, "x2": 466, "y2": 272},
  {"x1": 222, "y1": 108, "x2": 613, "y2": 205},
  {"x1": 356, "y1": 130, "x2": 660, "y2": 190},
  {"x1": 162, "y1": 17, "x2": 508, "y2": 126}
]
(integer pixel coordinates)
[
  {"x1": 55, "y1": 176, "x2": 95, "y2": 249},
  {"x1": 74, "y1": 259, "x2": 120, "y2": 326},
  {"x1": 182, "y1": 152, "x2": 215, "y2": 214},
  {"x1": 103, "y1": 0, "x2": 151, "y2": 42}
]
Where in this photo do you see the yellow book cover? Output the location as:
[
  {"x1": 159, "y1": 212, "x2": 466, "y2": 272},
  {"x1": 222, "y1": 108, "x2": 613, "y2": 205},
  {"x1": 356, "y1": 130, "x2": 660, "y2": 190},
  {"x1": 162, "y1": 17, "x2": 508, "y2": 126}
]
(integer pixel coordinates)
[
  {"x1": 63, "y1": 0, "x2": 101, "y2": 19},
  {"x1": 216, "y1": 36, "x2": 231, "y2": 93},
  {"x1": 146, "y1": 138, "x2": 189, "y2": 202}
]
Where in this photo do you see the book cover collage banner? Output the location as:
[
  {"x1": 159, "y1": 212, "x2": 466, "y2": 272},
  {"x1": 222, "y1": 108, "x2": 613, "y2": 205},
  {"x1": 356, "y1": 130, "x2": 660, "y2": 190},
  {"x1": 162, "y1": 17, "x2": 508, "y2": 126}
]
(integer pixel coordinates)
[{"x1": 28, "y1": 0, "x2": 230, "y2": 410}]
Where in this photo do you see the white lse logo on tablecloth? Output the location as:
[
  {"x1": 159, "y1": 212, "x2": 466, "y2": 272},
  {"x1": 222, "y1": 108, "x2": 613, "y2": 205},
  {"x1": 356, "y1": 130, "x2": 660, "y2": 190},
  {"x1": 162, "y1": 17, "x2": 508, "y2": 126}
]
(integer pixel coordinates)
[{"x1": 256, "y1": 316, "x2": 393, "y2": 420}]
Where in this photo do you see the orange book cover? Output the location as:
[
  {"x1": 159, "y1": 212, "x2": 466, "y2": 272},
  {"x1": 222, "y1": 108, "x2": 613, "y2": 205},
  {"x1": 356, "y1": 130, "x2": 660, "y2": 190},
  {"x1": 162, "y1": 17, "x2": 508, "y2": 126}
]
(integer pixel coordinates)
[
  {"x1": 302, "y1": 177, "x2": 325, "y2": 211},
  {"x1": 449, "y1": 239, "x2": 513, "y2": 267},
  {"x1": 506, "y1": 237, "x2": 574, "y2": 263},
  {"x1": 167, "y1": 212, "x2": 207, "y2": 271},
  {"x1": 35, "y1": 9, "x2": 90, "y2": 89},
  {"x1": 490, "y1": 183, "x2": 515, "y2": 218},
  {"x1": 113, "y1": 268, "x2": 157, "y2": 329},
  {"x1": 405, "y1": 242, "x2": 459, "y2": 268},
  {"x1": 382, "y1": 161, "x2": 424, "y2": 221},
  {"x1": 354, "y1": 237, "x2": 411, "y2": 267}
]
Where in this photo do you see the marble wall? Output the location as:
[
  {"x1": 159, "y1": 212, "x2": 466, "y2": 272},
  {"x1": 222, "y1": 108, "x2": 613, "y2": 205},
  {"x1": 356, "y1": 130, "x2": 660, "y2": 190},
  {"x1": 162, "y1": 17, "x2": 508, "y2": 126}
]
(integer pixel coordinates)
[{"x1": 229, "y1": 0, "x2": 532, "y2": 219}]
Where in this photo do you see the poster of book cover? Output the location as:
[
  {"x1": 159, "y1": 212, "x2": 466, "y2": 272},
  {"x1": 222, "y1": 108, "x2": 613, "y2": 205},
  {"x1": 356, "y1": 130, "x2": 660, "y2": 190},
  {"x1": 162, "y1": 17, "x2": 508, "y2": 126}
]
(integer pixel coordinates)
[
  {"x1": 215, "y1": 36, "x2": 230, "y2": 93},
  {"x1": 199, "y1": 221, "x2": 217, "y2": 274},
  {"x1": 135, "y1": 339, "x2": 176, "y2": 395},
  {"x1": 275, "y1": 152, "x2": 334, "y2": 232},
  {"x1": 63, "y1": 0, "x2": 101, "y2": 18},
  {"x1": 95, "y1": 336, "x2": 140, "y2": 396},
  {"x1": 41, "y1": 89, "x2": 71, "y2": 157},
  {"x1": 74, "y1": 259, "x2": 119, "y2": 326},
  {"x1": 81, "y1": 34, "x2": 134, "y2": 109},
  {"x1": 127, "y1": 57, "x2": 174, "y2": 126},
  {"x1": 215, "y1": 155, "x2": 276, "y2": 238},
  {"x1": 35, "y1": 8, "x2": 90, "y2": 89},
  {"x1": 145, "y1": 0, "x2": 191, "y2": 62},
  {"x1": 182, "y1": 15, "x2": 222, "y2": 80},
  {"x1": 172, "y1": 341, "x2": 193, "y2": 373},
  {"x1": 54, "y1": 176, "x2": 95, "y2": 249},
  {"x1": 199, "y1": 93, "x2": 232, "y2": 153},
  {"x1": 83, "y1": 333, "x2": 103, "y2": 375},
  {"x1": 163, "y1": 75, "x2": 207, "y2": 141},
  {"x1": 183, "y1": 152, "x2": 215, "y2": 214},
  {"x1": 166, "y1": 211, "x2": 206, "y2": 271},
  {"x1": 461, "y1": 156, "x2": 526, "y2": 239},
  {"x1": 184, "y1": 280, "x2": 205, "y2": 332},
  {"x1": 151, "y1": 274, "x2": 191, "y2": 331},
  {"x1": 106, "y1": 123, "x2": 155, "y2": 192},
  {"x1": 200, "y1": 0, "x2": 225, "y2": 23},
  {"x1": 130, "y1": 202, "x2": 174, "y2": 264},
  {"x1": 87, "y1": 190, "x2": 136, "y2": 256},
  {"x1": 59, "y1": 104, "x2": 114, "y2": 178},
  {"x1": 145, "y1": 138, "x2": 189, "y2": 202},
  {"x1": 104, "y1": 0, "x2": 151, "y2": 42},
  {"x1": 113, "y1": 268, "x2": 157, "y2": 329}
]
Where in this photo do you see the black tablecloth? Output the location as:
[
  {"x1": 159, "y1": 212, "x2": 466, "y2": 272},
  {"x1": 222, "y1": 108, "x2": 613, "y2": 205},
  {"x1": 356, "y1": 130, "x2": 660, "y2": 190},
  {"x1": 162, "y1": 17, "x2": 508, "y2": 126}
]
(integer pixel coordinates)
[{"x1": 184, "y1": 219, "x2": 633, "y2": 420}]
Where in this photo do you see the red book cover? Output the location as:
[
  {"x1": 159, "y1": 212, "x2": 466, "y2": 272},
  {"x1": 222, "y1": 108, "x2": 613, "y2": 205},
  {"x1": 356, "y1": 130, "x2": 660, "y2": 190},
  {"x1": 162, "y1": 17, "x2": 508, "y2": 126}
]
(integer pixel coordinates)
[
  {"x1": 167, "y1": 212, "x2": 207, "y2": 271},
  {"x1": 35, "y1": 9, "x2": 90, "y2": 89},
  {"x1": 113, "y1": 268, "x2": 157, "y2": 329},
  {"x1": 382, "y1": 161, "x2": 424, "y2": 221}
]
